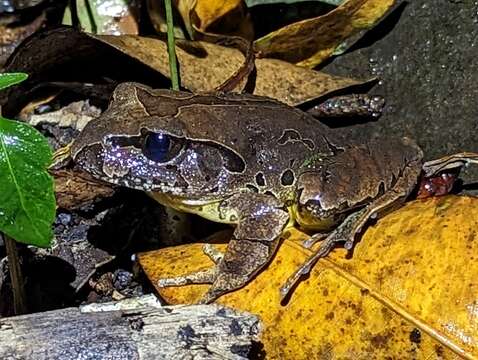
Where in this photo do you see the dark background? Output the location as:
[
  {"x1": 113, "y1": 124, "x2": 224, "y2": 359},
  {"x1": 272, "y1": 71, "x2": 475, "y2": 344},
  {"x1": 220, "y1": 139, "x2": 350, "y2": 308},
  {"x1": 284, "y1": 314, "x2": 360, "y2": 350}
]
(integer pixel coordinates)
[{"x1": 323, "y1": 0, "x2": 478, "y2": 190}]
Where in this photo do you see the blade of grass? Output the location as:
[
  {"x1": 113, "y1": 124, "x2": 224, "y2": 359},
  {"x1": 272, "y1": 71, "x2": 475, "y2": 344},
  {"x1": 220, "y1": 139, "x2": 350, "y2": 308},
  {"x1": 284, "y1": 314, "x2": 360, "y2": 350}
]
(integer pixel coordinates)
[{"x1": 164, "y1": 0, "x2": 179, "y2": 90}]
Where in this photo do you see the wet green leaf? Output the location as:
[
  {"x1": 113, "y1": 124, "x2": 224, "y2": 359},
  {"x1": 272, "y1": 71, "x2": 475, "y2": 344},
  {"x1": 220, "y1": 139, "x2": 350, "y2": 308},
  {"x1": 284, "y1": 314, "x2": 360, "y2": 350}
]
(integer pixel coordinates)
[
  {"x1": 0, "y1": 74, "x2": 55, "y2": 247},
  {"x1": 0, "y1": 73, "x2": 28, "y2": 91}
]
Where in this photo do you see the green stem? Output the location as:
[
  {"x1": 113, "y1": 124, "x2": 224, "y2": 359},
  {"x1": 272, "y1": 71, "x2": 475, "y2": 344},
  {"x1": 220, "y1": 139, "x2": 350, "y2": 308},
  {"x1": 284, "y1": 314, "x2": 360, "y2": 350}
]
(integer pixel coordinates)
[{"x1": 164, "y1": 0, "x2": 180, "y2": 90}]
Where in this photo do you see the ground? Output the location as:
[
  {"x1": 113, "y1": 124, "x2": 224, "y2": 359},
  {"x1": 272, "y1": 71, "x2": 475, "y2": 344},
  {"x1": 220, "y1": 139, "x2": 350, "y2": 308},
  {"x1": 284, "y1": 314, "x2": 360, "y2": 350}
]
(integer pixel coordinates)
[{"x1": 323, "y1": 0, "x2": 478, "y2": 190}]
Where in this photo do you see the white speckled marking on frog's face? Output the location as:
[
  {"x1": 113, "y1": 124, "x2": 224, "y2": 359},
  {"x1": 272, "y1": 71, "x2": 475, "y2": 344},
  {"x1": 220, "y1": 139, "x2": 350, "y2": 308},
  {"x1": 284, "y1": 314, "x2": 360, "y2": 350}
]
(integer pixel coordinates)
[
  {"x1": 73, "y1": 130, "x2": 245, "y2": 198},
  {"x1": 70, "y1": 82, "x2": 330, "y2": 202}
]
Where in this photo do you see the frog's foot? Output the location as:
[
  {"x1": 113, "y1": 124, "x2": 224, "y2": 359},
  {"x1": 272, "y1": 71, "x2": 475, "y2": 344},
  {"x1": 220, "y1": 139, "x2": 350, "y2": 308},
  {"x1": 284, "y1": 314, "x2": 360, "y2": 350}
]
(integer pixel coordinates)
[
  {"x1": 202, "y1": 243, "x2": 224, "y2": 263},
  {"x1": 158, "y1": 238, "x2": 281, "y2": 304},
  {"x1": 280, "y1": 209, "x2": 365, "y2": 300},
  {"x1": 422, "y1": 152, "x2": 478, "y2": 177}
]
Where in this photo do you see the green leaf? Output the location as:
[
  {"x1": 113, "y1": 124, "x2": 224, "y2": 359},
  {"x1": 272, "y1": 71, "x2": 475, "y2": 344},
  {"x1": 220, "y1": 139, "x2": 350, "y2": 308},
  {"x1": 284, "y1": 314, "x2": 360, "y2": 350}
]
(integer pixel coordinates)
[
  {"x1": 0, "y1": 73, "x2": 55, "y2": 247},
  {"x1": 0, "y1": 73, "x2": 28, "y2": 91}
]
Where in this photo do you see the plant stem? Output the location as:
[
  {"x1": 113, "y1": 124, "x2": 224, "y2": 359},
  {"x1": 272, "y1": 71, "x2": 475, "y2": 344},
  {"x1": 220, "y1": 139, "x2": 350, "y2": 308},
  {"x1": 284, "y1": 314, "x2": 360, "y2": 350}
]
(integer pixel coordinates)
[
  {"x1": 4, "y1": 234, "x2": 27, "y2": 315},
  {"x1": 164, "y1": 0, "x2": 180, "y2": 90}
]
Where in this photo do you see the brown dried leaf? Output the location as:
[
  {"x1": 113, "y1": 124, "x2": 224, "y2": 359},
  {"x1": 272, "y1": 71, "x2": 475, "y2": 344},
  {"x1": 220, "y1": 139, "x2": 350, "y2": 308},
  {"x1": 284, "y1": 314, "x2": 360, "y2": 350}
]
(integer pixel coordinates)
[
  {"x1": 0, "y1": 13, "x2": 45, "y2": 67},
  {"x1": 92, "y1": 34, "x2": 363, "y2": 105},
  {"x1": 254, "y1": 0, "x2": 396, "y2": 68},
  {"x1": 53, "y1": 169, "x2": 115, "y2": 210},
  {"x1": 1, "y1": 28, "x2": 368, "y2": 112}
]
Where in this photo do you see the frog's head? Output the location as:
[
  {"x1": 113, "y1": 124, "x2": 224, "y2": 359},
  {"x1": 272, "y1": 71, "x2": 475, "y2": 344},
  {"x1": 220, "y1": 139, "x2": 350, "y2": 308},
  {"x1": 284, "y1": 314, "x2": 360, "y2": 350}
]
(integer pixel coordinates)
[{"x1": 71, "y1": 83, "x2": 247, "y2": 197}]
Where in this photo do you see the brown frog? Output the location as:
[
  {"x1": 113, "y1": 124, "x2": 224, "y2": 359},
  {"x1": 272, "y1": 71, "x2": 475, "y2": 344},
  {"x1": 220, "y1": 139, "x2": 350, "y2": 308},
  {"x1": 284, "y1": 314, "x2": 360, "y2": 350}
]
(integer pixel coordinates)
[{"x1": 70, "y1": 82, "x2": 478, "y2": 303}]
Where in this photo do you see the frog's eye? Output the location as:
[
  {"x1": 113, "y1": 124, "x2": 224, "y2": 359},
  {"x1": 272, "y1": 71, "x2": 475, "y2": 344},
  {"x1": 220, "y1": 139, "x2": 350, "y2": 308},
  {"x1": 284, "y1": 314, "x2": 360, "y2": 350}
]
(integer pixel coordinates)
[{"x1": 143, "y1": 132, "x2": 184, "y2": 163}]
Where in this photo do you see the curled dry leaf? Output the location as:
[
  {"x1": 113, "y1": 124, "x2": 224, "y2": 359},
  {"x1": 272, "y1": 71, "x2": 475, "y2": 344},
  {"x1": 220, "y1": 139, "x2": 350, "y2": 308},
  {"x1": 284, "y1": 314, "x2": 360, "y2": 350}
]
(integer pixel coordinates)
[
  {"x1": 147, "y1": 0, "x2": 253, "y2": 40},
  {"x1": 139, "y1": 196, "x2": 478, "y2": 359},
  {"x1": 254, "y1": 0, "x2": 396, "y2": 68},
  {"x1": 1, "y1": 28, "x2": 368, "y2": 112}
]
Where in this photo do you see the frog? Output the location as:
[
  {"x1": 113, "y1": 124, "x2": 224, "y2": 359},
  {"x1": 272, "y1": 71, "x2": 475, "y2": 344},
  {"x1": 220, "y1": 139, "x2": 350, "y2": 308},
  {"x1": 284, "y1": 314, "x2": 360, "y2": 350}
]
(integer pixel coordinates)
[{"x1": 70, "y1": 82, "x2": 478, "y2": 304}]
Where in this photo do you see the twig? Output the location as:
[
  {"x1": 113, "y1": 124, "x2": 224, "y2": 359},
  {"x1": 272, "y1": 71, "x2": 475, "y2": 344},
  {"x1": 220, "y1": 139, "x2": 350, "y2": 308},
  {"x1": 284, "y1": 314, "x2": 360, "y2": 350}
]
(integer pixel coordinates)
[{"x1": 4, "y1": 234, "x2": 27, "y2": 315}]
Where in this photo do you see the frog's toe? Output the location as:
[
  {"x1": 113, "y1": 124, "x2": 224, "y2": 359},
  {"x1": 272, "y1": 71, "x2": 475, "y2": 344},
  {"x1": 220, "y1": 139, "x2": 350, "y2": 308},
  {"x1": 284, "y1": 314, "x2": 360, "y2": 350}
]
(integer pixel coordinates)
[
  {"x1": 199, "y1": 272, "x2": 250, "y2": 304},
  {"x1": 157, "y1": 267, "x2": 217, "y2": 288},
  {"x1": 203, "y1": 244, "x2": 224, "y2": 264},
  {"x1": 302, "y1": 232, "x2": 328, "y2": 249}
]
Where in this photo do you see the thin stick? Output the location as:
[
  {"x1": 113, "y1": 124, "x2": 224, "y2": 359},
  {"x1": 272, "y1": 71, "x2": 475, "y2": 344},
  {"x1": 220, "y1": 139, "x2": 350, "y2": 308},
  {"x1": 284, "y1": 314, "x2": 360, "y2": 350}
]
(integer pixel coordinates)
[
  {"x1": 4, "y1": 233, "x2": 27, "y2": 314},
  {"x1": 164, "y1": 0, "x2": 180, "y2": 90}
]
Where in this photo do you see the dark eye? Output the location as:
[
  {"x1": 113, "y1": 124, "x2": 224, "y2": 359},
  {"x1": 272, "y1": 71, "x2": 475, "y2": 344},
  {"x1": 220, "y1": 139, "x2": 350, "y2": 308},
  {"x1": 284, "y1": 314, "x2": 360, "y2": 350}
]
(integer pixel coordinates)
[{"x1": 143, "y1": 132, "x2": 184, "y2": 162}]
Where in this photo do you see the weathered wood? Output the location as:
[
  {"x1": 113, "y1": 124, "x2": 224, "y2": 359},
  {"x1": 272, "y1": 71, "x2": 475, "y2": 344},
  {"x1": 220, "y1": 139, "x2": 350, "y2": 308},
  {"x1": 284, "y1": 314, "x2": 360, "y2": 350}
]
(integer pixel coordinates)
[{"x1": 0, "y1": 295, "x2": 261, "y2": 359}]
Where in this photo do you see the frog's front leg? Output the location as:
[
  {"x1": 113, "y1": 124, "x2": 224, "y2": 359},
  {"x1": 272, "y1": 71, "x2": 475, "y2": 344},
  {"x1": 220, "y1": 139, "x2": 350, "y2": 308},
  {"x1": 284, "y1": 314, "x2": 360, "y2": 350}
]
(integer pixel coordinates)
[{"x1": 157, "y1": 193, "x2": 290, "y2": 304}]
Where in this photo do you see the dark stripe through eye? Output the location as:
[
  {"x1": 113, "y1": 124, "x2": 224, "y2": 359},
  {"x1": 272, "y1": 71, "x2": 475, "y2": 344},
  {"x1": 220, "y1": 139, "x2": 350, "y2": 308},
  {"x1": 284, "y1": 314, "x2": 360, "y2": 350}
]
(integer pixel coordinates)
[{"x1": 142, "y1": 132, "x2": 184, "y2": 163}]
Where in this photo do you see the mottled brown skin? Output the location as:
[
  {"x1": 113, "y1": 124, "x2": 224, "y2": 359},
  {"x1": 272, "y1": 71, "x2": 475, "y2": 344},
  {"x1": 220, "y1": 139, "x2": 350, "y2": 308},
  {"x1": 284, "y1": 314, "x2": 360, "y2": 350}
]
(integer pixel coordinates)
[{"x1": 71, "y1": 82, "x2": 424, "y2": 303}]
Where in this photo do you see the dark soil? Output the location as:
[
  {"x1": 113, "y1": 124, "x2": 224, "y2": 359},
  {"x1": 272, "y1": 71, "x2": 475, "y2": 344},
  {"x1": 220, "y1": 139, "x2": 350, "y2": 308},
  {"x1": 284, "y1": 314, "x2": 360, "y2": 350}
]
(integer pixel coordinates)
[{"x1": 322, "y1": 0, "x2": 478, "y2": 192}]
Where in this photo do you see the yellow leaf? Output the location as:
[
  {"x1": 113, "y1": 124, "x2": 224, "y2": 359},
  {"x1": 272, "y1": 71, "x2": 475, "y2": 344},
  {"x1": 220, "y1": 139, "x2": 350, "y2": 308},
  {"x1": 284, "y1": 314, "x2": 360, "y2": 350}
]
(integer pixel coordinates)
[
  {"x1": 148, "y1": 0, "x2": 253, "y2": 40},
  {"x1": 254, "y1": 0, "x2": 396, "y2": 68},
  {"x1": 192, "y1": 0, "x2": 253, "y2": 40},
  {"x1": 139, "y1": 196, "x2": 478, "y2": 358}
]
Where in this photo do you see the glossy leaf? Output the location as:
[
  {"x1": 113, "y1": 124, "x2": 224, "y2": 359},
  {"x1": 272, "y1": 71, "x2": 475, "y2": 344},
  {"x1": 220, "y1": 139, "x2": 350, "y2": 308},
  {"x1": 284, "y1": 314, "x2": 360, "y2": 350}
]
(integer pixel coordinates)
[
  {"x1": 254, "y1": 0, "x2": 396, "y2": 67},
  {"x1": 0, "y1": 74, "x2": 55, "y2": 247},
  {"x1": 0, "y1": 73, "x2": 28, "y2": 91},
  {"x1": 139, "y1": 196, "x2": 478, "y2": 358}
]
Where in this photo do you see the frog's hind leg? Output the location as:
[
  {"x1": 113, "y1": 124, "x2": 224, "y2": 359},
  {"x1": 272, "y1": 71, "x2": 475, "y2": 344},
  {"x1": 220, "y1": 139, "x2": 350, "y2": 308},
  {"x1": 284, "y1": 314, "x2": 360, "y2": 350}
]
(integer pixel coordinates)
[
  {"x1": 157, "y1": 193, "x2": 290, "y2": 304},
  {"x1": 281, "y1": 157, "x2": 422, "y2": 300}
]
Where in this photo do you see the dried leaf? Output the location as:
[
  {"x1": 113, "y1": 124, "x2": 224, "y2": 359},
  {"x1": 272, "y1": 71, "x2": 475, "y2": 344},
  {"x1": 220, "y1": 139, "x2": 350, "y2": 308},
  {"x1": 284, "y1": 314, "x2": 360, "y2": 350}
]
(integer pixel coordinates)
[
  {"x1": 192, "y1": 0, "x2": 254, "y2": 39},
  {"x1": 52, "y1": 169, "x2": 115, "y2": 210},
  {"x1": 1, "y1": 28, "x2": 368, "y2": 113},
  {"x1": 139, "y1": 196, "x2": 478, "y2": 358},
  {"x1": 92, "y1": 33, "x2": 363, "y2": 105},
  {"x1": 254, "y1": 0, "x2": 396, "y2": 67},
  {"x1": 0, "y1": 13, "x2": 45, "y2": 67}
]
